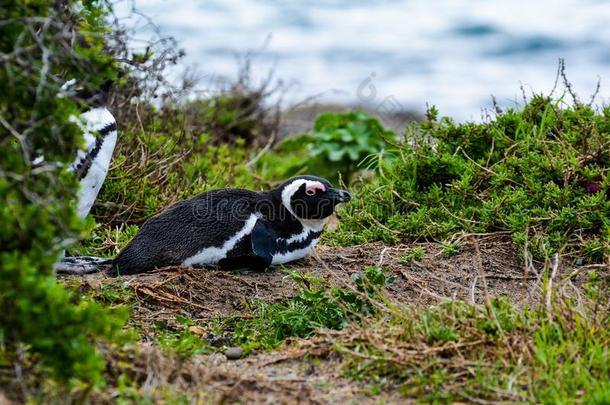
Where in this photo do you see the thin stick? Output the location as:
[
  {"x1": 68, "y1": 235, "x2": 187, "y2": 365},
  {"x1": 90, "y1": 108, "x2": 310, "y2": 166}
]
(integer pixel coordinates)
[
  {"x1": 588, "y1": 76, "x2": 602, "y2": 106},
  {"x1": 470, "y1": 276, "x2": 478, "y2": 305},
  {"x1": 245, "y1": 132, "x2": 276, "y2": 168},
  {"x1": 545, "y1": 253, "x2": 560, "y2": 320},
  {"x1": 377, "y1": 247, "x2": 390, "y2": 267},
  {"x1": 562, "y1": 263, "x2": 609, "y2": 282}
]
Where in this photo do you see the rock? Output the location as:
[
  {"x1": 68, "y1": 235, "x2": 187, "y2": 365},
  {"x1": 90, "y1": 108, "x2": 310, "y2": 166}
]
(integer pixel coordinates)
[
  {"x1": 188, "y1": 326, "x2": 205, "y2": 336},
  {"x1": 224, "y1": 347, "x2": 243, "y2": 360}
]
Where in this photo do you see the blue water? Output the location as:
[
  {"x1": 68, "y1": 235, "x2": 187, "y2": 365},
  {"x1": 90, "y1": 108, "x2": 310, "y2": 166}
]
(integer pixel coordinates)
[{"x1": 126, "y1": 0, "x2": 610, "y2": 121}]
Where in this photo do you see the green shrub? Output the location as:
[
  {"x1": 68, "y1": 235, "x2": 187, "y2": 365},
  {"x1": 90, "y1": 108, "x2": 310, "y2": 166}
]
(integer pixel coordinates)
[
  {"x1": 182, "y1": 90, "x2": 278, "y2": 147},
  {"x1": 0, "y1": 0, "x2": 125, "y2": 387},
  {"x1": 332, "y1": 96, "x2": 609, "y2": 261},
  {"x1": 258, "y1": 111, "x2": 396, "y2": 184},
  {"x1": 398, "y1": 247, "x2": 426, "y2": 264}
]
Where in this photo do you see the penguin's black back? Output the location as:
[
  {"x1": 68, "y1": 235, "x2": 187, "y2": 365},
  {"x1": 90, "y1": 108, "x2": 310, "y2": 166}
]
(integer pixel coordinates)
[{"x1": 112, "y1": 188, "x2": 261, "y2": 275}]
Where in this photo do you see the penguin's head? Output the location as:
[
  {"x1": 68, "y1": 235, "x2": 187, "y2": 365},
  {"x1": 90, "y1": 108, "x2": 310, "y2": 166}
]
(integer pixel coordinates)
[
  {"x1": 279, "y1": 175, "x2": 352, "y2": 221},
  {"x1": 59, "y1": 79, "x2": 113, "y2": 108}
]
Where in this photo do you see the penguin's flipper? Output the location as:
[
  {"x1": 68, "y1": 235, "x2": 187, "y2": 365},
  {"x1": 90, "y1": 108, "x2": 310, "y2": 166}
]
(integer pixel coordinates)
[
  {"x1": 249, "y1": 219, "x2": 276, "y2": 270},
  {"x1": 55, "y1": 256, "x2": 112, "y2": 275}
]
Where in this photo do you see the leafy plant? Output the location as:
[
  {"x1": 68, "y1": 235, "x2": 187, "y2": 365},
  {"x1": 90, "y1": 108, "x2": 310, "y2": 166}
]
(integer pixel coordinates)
[
  {"x1": 441, "y1": 240, "x2": 461, "y2": 256},
  {"x1": 154, "y1": 317, "x2": 211, "y2": 358},
  {"x1": 334, "y1": 266, "x2": 395, "y2": 316},
  {"x1": 257, "y1": 111, "x2": 396, "y2": 184},
  {"x1": 232, "y1": 287, "x2": 345, "y2": 352},
  {"x1": 309, "y1": 112, "x2": 396, "y2": 180}
]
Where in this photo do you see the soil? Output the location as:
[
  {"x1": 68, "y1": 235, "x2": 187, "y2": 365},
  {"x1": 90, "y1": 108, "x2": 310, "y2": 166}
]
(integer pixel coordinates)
[
  {"x1": 51, "y1": 234, "x2": 592, "y2": 404},
  {"x1": 71, "y1": 234, "x2": 546, "y2": 324}
]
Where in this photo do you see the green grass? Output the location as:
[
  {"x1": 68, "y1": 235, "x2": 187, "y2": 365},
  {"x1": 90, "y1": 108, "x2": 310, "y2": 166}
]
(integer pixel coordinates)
[
  {"x1": 16, "y1": 273, "x2": 609, "y2": 403},
  {"x1": 441, "y1": 240, "x2": 461, "y2": 256},
  {"x1": 153, "y1": 317, "x2": 213, "y2": 358},
  {"x1": 198, "y1": 262, "x2": 609, "y2": 403},
  {"x1": 89, "y1": 284, "x2": 135, "y2": 306},
  {"x1": 398, "y1": 247, "x2": 426, "y2": 264}
]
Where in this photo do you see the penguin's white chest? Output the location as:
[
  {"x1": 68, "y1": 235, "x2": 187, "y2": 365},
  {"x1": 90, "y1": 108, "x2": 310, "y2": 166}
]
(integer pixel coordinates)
[
  {"x1": 271, "y1": 227, "x2": 322, "y2": 265},
  {"x1": 71, "y1": 107, "x2": 118, "y2": 219},
  {"x1": 75, "y1": 132, "x2": 117, "y2": 219}
]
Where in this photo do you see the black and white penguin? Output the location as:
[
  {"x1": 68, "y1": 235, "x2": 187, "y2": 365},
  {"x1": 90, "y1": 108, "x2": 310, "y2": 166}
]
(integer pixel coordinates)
[
  {"x1": 36, "y1": 80, "x2": 118, "y2": 220},
  {"x1": 51, "y1": 80, "x2": 118, "y2": 272},
  {"x1": 64, "y1": 79, "x2": 118, "y2": 219},
  {"x1": 58, "y1": 175, "x2": 351, "y2": 275}
]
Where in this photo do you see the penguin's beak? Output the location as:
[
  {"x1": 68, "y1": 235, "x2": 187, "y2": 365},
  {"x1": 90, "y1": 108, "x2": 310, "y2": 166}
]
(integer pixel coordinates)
[{"x1": 329, "y1": 188, "x2": 352, "y2": 203}]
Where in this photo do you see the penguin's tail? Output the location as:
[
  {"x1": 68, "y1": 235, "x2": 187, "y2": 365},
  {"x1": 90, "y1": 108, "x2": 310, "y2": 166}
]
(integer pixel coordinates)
[{"x1": 54, "y1": 256, "x2": 113, "y2": 275}]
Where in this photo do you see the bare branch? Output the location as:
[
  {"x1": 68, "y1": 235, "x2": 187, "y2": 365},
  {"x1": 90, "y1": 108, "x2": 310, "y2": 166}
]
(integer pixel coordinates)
[
  {"x1": 588, "y1": 76, "x2": 601, "y2": 106},
  {"x1": 558, "y1": 58, "x2": 582, "y2": 107}
]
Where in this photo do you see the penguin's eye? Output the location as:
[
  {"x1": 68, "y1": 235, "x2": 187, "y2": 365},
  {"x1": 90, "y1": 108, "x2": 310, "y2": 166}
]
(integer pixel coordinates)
[{"x1": 305, "y1": 183, "x2": 326, "y2": 196}]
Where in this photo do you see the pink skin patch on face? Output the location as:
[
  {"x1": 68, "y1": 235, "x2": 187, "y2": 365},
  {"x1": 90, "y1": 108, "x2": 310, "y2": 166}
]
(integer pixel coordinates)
[{"x1": 305, "y1": 182, "x2": 326, "y2": 196}]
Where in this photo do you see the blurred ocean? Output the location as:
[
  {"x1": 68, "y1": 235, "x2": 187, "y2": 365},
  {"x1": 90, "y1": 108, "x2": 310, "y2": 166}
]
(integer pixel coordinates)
[{"x1": 128, "y1": 0, "x2": 610, "y2": 121}]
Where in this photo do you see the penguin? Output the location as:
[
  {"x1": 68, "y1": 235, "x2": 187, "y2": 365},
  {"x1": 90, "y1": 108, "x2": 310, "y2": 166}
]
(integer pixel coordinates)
[
  {"x1": 51, "y1": 80, "x2": 118, "y2": 272},
  {"x1": 57, "y1": 175, "x2": 351, "y2": 275},
  {"x1": 36, "y1": 79, "x2": 117, "y2": 219},
  {"x1": 64, "y1": 79, "x2": 118, "y2": 220}
]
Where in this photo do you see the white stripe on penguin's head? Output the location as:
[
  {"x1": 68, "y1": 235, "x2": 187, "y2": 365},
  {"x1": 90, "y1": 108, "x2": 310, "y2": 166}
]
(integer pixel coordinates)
[{"x1": 281, "y1": 178, "x2": 327, "y2": 219}]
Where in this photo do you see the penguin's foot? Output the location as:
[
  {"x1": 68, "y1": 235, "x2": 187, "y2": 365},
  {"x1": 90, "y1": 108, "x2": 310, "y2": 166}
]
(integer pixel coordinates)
[{"x1": 55, "y1": 256, "x2": 112, "y2": 274}]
